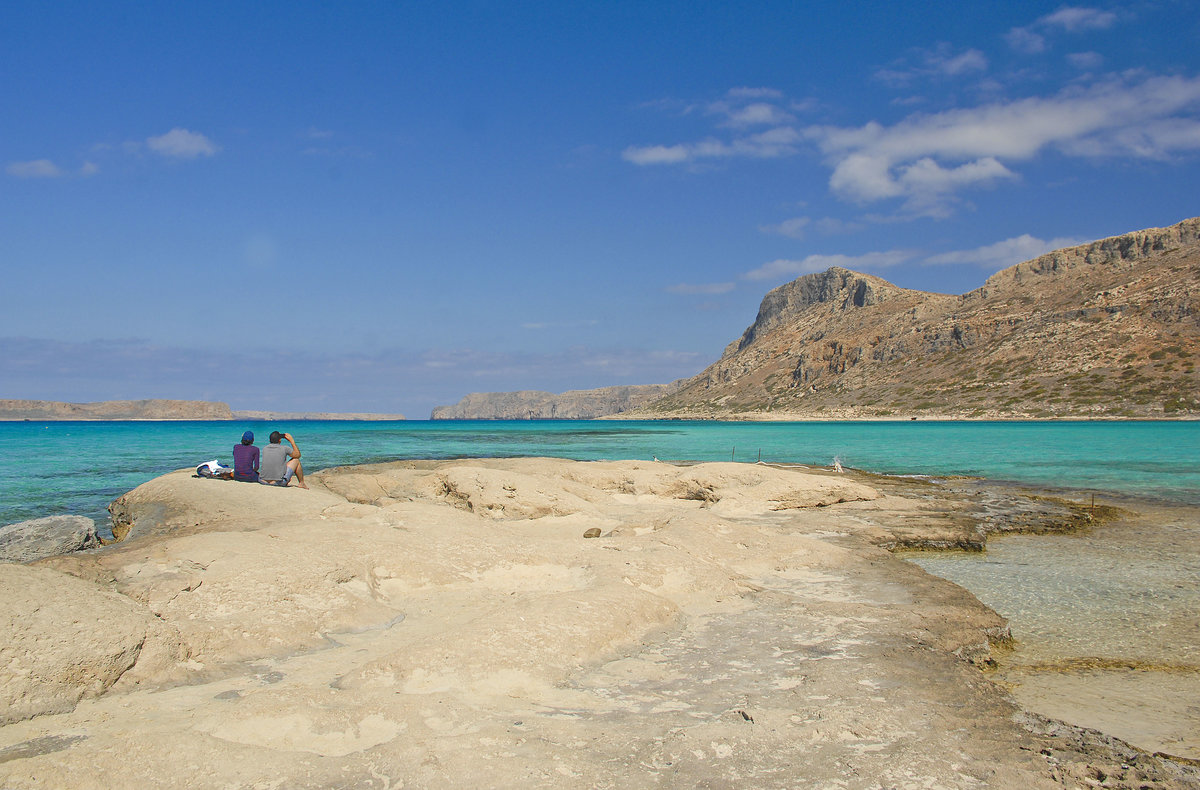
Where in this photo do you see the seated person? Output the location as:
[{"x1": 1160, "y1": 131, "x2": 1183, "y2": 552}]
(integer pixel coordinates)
[
  {"x1": 260, "y1": 431, "x2": 307, "y2": 488},
  {"x1": 232, "y1": 430, "x2": 260, "y2": 482}
]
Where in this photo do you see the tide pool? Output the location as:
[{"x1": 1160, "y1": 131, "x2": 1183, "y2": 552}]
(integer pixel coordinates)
[{"x1": 1, "y1": 419, "x2": 1198, "y2": 528}]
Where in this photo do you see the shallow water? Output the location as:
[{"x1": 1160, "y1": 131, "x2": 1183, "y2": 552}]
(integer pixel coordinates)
[{"x1": 908, "y1": 502, "x2": 1200, "y2": 758}]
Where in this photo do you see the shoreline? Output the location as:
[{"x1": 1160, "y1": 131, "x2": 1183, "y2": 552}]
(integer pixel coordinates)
[{"x1": 2, "y1": 458, "x2": 1197, "y2": 787}]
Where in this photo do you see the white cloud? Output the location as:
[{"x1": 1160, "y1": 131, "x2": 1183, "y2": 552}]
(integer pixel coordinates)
[
  {"x1": 876, "y1": 44, "x2": 988, "y2": 85},
  {"x1": 623, "y1": 127, "x2": 801, "y2": 166},
  {"x1": 625, "y1": 87, "x2": 805, "y2": 166},
  {"x1": 722, "y1": 102, "x2": 794, "y2": 127},
  {"x1": 924, "y1": 234, "x2": 1085, "y2": 269},
  {"x1": 146, "y1": 128, "x2": 219, "y2": 159},
  {"x1": 1066, "y1": 51, "x2": 1104, "y2": 70},
  {"x1": 759, "y1": 216, "x2": 811, "y2": 238},
  {"x1": 6, "y1": 159, "x2": 63, "y2": 178},
  {"x1": 1007, "y1": 6, "x2": 1118, "y2": 53},
  {"x1": 1005, "y1": 27, "x2": 1047, "y2": 54},
  {"x1": 79, "y1": 161, "x2": 99, "y2": 177},
  {"x1": 666, "y1": 282, "x2": 736, "y2": 295},
  {"x1": 760, "y1": 215, "x2": 866, "y2": 238},
  {"x1": 1040, "y1": 7, "x2": 1117, "y2": 31},
  {"x1": 807, "y1": 74, "x2": 1200, "y2": 210},
  {"x1": 622, "y1": 144, "x2": 690, "y2": 165},
  {"x1": 744, "y1": 250, "x2": 914, "y2": 281},
  {"x1": 726, "y1": 87, "x2": 784, "y2": 100},
  {"x1": 624, "y1": 72, "x2": 1200, "y2": 215},
  {"x1": 814, "y1": 217, "x2": 865, "y2": 235}
]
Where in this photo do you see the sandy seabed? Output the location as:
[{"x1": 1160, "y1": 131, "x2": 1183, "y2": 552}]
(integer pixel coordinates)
[{"x1": 1, "y1": 458, "x2": 1197, "y2": 789}]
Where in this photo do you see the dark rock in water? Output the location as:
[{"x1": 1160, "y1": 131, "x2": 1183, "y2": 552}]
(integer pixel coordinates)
[{"x1": 0, "y1": 516, "x2": 100, "y2": 563}]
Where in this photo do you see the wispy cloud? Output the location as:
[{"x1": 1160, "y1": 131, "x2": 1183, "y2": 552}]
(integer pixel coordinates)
[
  {"x1": 1007, "y1": 6, "x2": 1118, "y2": 53},
  {"x1": 744, "y1": 250, "x2": 914, "y2": 281},
  {"x1": 623, "y1": 87, "x2": 807, "y2": 166},
  {"x1": 1067, "y1": 51, "x2": 1104, "y2": 70},
  {"x1": 146, "y1": 128, "x2": 220, "y2": 159},
  {"x1": 924, "y1": 233, "x2": 1085, "y2": 269},
  {"x1": 6, "y1": 159, "x2": 64, "y2": 178},
  {"x1": 875, "y1": 44, "x2": 989, "y2": 85},
  {"x1": 1040, "y1": 6, "x2": 1118, "y2": 32},
  {"x1": 705, "y1": 88, "x2": 797, "y2": 128},
  {"x1": 757, "y1": 215, "x2": 866, "y2": 238},
  {"x1": 666, "y1": 282, "x2": 736, "y2": 295},
  {"x1": 623, "y1": 127, "x2": 802, "y2": 166},
  {"x1": 758, "y1": 216, "x2": 811, "y2": 239}
]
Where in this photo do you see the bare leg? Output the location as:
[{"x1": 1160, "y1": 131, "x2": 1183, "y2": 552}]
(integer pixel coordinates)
[{"x1": 288, "y1": 458, "x2": 308, "y2": 489}]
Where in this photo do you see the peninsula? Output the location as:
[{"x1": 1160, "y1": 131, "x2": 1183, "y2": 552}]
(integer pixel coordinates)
[
  {"x1": 435, "y1": 217, "x2": 1200, "y2": 420},
  {"x1": 0, "y1": 400, "x2": 404, "y2": 421}
]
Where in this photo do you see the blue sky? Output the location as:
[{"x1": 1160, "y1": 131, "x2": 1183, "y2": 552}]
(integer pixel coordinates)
[{"x1": 3, "y1": 1, "x2": 1198, "y2": 417}]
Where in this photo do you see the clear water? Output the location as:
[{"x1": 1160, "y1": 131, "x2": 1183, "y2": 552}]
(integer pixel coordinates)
[
  {"x1": 908, "y1": 509, "x2": 1200, "y2": 667},
  {"x1": 2, "y1": 419, "x2": 1198, "y2": 527}
]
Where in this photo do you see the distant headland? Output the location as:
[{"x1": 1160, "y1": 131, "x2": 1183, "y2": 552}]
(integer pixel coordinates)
[{"x1": 0, "y1": 399, "x2": 404, "y2": 421}]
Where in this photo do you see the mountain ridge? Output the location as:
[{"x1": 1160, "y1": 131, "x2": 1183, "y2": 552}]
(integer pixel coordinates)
[{"x1": 625, "y1": 216, "x2": 1199, "y2": 420}]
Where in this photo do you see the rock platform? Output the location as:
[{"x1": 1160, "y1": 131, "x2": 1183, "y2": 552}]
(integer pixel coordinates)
[{"x1": 1, "y1": 459, "x2": 1196, "y2": 788}]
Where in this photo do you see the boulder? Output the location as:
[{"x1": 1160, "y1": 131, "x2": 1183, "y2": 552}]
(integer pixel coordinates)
[
  {"x1": 0, "y1": 564, "x2": 185, "y2": 724},
  {"x1": 0, "y1": 515, "x2": 100, "y2": 563}
]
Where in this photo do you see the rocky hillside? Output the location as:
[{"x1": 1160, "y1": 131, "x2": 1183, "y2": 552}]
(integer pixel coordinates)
[
  {"x1": 432, "y1": 383, "x2": 683, "y2": 420},
  {"x1": 232, "y1": 410, "x2": 406, "y2": 421},
  {"x1": 0, "y1": 399, "x2": 233, "y2": 421},
  {"x1": 629, "y1": 217, "x2": 1200, "y2": 420}
]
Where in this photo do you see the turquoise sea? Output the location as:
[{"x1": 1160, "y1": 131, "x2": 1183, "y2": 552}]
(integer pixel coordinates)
[{"x1": 1, "y1": 419, "x2": 1197, "y2": 529}]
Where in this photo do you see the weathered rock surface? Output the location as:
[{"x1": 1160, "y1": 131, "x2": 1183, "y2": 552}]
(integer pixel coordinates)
[
  {"x1": 1, "y1": 460, "x2": 1195, "y2": 788},
  {"x1": 0, "y1": 564, "x2": 185, "y2": 725},
  {"x1": 628, "y1": 216, "x2": 1200, "y2": 419},
  {"x1": 0, "y1": 399, "x2": 233, "y2": 421},
  {"x1": 431, "y1": 382, "x2": 683, "y2": 419},
  {"x1": 0, "y1": 516, "x2": 100, "y2": 563}
]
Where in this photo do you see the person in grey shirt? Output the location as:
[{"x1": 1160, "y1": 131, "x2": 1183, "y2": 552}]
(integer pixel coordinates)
[{"x1": 260, "y1": 431, "x2": 307, "y2": 488}]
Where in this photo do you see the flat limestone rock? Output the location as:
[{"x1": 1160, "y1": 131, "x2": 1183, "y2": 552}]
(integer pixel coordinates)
[
  {"x1": 0, "y1": 516, "x2": 99, "y2": 563},
  {"x1": 1, "y1": 458, "x2": 1194, "y2": 789}
]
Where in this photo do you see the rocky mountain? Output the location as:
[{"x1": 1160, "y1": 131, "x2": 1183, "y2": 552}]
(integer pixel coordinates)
[
  {"x1": 431, "y1": 383, "x2": 683, "y2": 420},
  {"x1": 0, "y1": 399, "x2": 234, "y2": 421},
  {"x1": 626, "y1": 217, "x2": 1200, "y2": 420}
]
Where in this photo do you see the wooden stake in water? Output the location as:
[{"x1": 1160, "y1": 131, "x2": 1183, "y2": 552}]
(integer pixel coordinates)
[{"x1": 732, "y1": 446, "x2": 736, "y2": 462}]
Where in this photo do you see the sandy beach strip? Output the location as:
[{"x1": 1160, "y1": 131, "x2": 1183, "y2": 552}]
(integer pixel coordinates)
[{"x1": 1, "y1": 458, "x2": 1197, "y2": 789}]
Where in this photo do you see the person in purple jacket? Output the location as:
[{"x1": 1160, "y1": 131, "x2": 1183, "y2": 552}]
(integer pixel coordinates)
[{"x1": 232, "y1": 430, "x2": 260, "y2": 482}]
